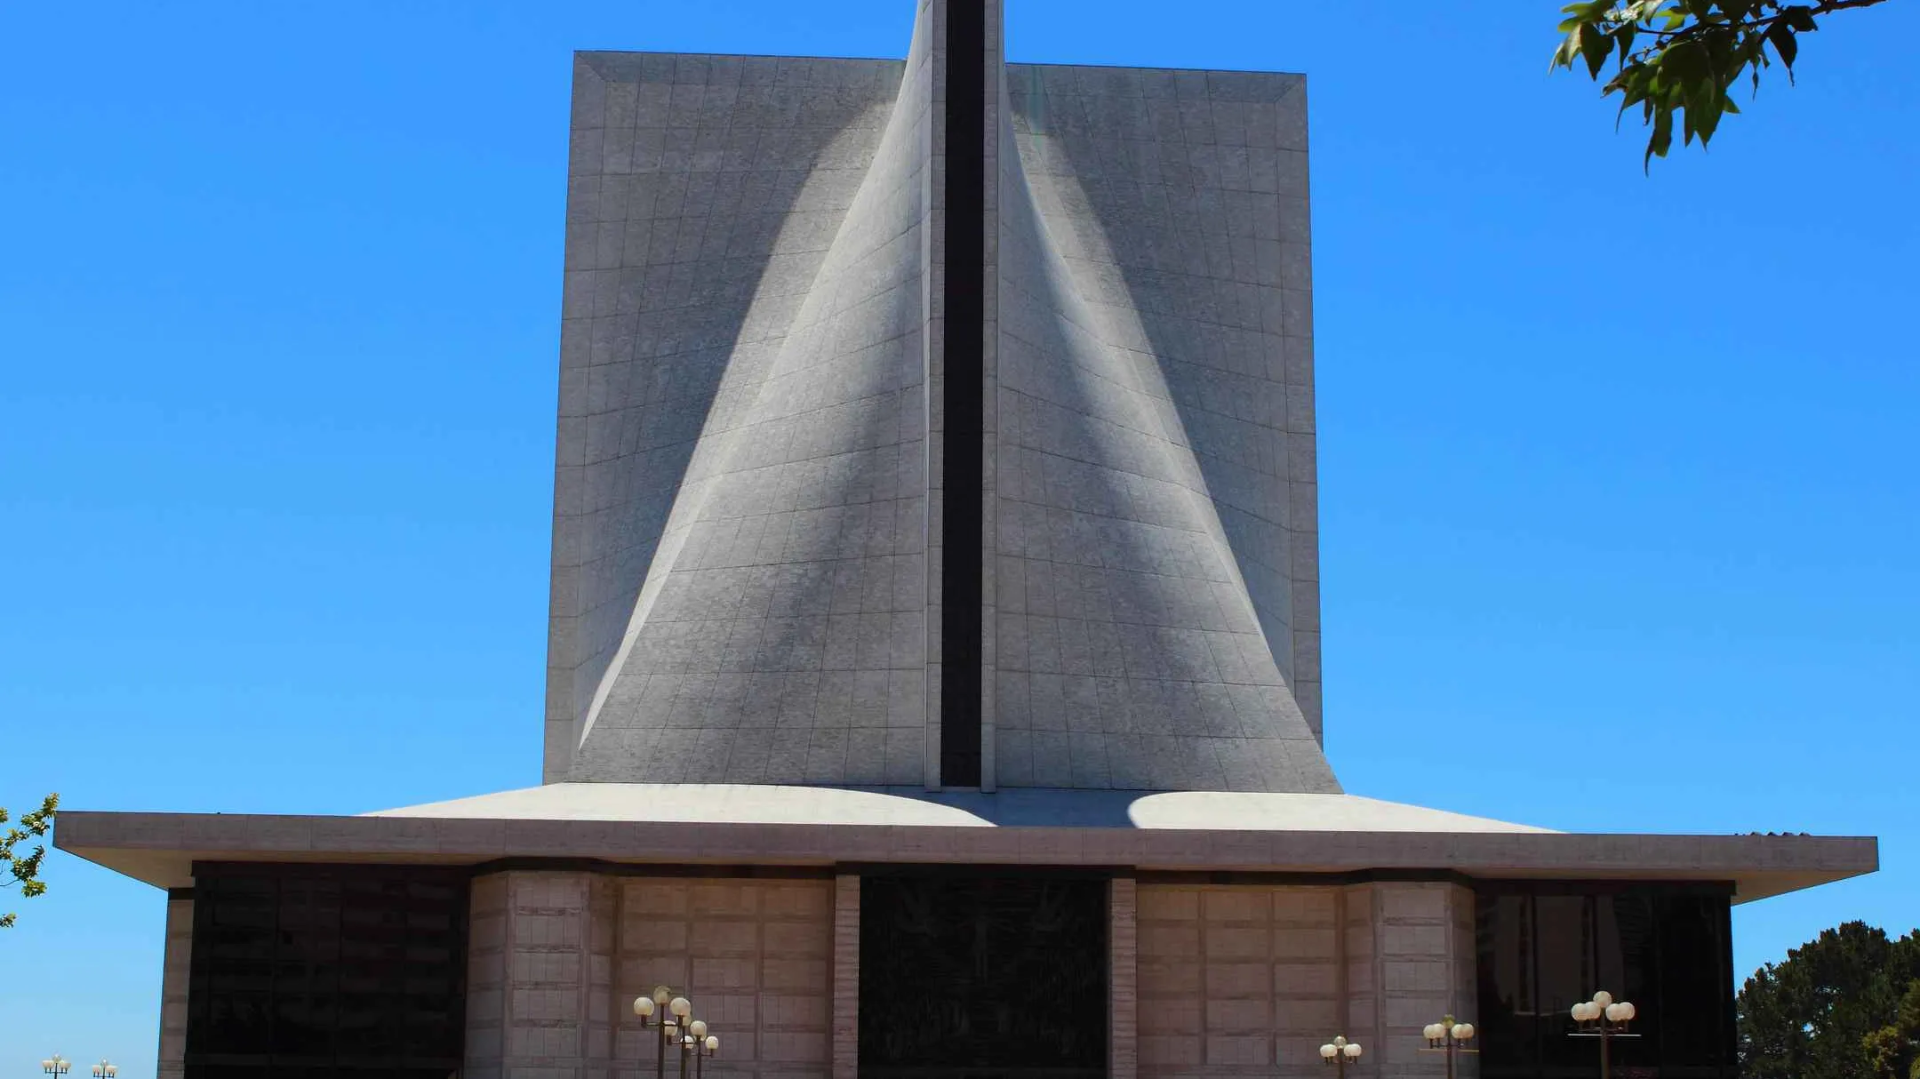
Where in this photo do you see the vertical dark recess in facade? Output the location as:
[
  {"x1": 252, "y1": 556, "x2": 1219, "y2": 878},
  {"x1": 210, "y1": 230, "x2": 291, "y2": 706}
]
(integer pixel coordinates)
[
  {"x1": 183, "y1": 862, "x2": 469, "y2": 1079},
  {"x1": 858, "y1": 873, "x2": 1108, "y2": 1079},
  {"x1": 939, "y1": 0, "x2": 986, "y2": 787},
  {"x1": 1474, "y1": 881, "x2": 1736, "y2": 1079}
]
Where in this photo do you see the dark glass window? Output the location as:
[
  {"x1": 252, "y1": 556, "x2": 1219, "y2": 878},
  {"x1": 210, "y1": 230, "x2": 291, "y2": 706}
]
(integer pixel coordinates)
[
  {"x1": 1476, "y1": 883, "x2": 1734, "y2": 1079},
  {"x1": 1654, "y1": 894, "x2": 1736, "y2": 1073},
  {"x1": 1478, "y1": 894, "x2": 1539, "y2": 1077},
  {"x1": 860, "y1": 873, "x2": 1107, "y2": 1079},
  {"x1": 185, "y1": 863, "x2": 468, "y2": 1079}
]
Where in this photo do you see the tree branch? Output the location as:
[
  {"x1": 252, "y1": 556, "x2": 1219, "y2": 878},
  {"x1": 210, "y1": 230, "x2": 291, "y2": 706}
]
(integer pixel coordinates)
[{"x1": 1625, "y1": 0, "x2": 1890, "y2": 39}]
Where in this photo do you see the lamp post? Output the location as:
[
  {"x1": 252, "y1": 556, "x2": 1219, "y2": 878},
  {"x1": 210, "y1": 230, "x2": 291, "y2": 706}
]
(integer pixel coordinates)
[
  {"x1": 1420, "y1": 1016, "x2": 1477, "y2": 1079},
  {"x1": 1318, "y1": 1035, "x2": 1362, "y2": 1078},
  {"x1": 679, "y1": 1018, "x2": 710, "y2": 1079},
  {"x1": 1569, "y1": 989, "x2": 1639, "y2": 1079},
  {"x1": 40, "y1": 1057, "x2": 70, "y2": 1078},
  {"x1": 89, "y1": 1063, "x2": 117, "y2": 1079},
  {"x1": 696, "y1": 1033, "x2": 719, "y2": 1079},
  {"x1": 633, "y1": 985, "x2": 695, "y2": 1079}
]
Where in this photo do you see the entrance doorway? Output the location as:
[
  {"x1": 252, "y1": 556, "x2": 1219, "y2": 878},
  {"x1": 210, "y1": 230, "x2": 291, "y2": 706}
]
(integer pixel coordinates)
[{"x1": 858, "y1": 873, "x2": 1108, "y2": 1079}]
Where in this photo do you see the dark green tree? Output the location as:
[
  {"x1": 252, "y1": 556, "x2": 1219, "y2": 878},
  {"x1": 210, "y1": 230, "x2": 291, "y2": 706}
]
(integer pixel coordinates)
[
  {"x1": 1, "y1": 793, "x2": 58, "y2": 929},
  {"x1": 1738, "y1": 921, "x2": 1920, "y2": 1079},
  {"x1": 1550, "y1": 0, "x2": 1896, "y2": 167},
  {"x1": 1864, "y1": 980, "x2": 1920, "y2": 1079}
]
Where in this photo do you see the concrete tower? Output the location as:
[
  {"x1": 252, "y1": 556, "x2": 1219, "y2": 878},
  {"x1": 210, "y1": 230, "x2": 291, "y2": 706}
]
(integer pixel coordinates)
[{"x1": 545, "y1": 0, "x2": 1331, "y2": 793}]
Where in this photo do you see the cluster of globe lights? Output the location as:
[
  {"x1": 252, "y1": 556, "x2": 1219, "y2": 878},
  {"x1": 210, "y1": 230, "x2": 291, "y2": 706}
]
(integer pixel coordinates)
[
  {"x1": 40, "y1": 1059, "x2": 113, "y2": 1078},
  {"x1": 1572, "y1": 989, "x2": 1636, "y2": 1025},
  {"x1": 1423, "y1": 1020, "x2": 1476, "y2": 1044},
  {"x1": 1318, "y1": 1035, "x2": 1363, "y2": 1061},
  {"x1": 633, "y1": 985, "x2": 721, "y2": 1055}
]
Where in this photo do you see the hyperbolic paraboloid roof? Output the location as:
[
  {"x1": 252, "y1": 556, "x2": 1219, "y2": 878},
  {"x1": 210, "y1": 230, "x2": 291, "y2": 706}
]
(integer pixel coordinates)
[{"x1": 546, "y1": 0, "x2": 1329, "y2": 793}]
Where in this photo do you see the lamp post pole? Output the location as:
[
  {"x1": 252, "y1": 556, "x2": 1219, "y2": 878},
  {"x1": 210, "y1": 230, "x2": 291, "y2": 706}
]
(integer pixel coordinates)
[
  {"x1": 1318, "y1": 1035, "x2": 1363, "y2": 1078},
  {"x1": 1421, "y1": 1016, "x2": 1477, "y2": 1079},
  {"x1": 683, "y1": 1018, "x2": 709, "y2": 1079},
  {"x1": 1569, "y1": 989, "x2": 1640, "y2": 1079},
  {"x1": 696, "y1": 1032, "x2": 719, "y2": 1079}
]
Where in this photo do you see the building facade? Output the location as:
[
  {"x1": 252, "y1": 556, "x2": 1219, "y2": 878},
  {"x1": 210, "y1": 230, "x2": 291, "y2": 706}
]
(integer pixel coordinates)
[{"x1": 58, "y1": 3, "x2": 1876, "y2": 1078}]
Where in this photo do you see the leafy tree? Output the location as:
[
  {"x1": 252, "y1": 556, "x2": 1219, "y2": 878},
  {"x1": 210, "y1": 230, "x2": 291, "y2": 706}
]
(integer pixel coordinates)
[
  {"x1": 1551, "y1": 0, "x2": 1896, "y2": 167},
  {"x1": 1, "y1": 792, "x2": 58, "y2": 929},
  {"x1": 1738, "y1": 921, "x2": 1920, "y2": 1079},
  {"x1": 1864, "y1": 980, "x2": 1920, "y2": 1079}
]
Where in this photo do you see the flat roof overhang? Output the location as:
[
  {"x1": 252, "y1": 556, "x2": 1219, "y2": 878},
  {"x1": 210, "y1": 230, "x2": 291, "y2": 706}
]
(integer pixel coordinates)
[{"x1": 56, "y1": 803, "x2": 1876, "y2": 904}]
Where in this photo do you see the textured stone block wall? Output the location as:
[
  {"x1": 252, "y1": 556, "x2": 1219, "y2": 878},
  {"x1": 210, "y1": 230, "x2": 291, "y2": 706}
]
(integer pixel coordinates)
[
  {"x1": 1136, "y1": 883, "x2": 1346, "y2": 1078},
  {"x1": 467, "y1": 872, "x2": 836, "y2": 1079},
  {"x1": 831, "y1": 874, "x2": 860, "y2": 1079},
  {"x1": 1110, "y1": 877, "x2": 1140, "y2": 1079},
  {"x1": 465, "y1": 871, "x2": 618, "y2": 1079},
  {"x1": 1343, "y1": 882, "x2": 1479, "y2": 1079},
  {"x1": 1135, "y1": 880, "x2": 1477, "y2": 1079},
  {"x1": 156, "y1": 893, "x2": 192, "y2": 1079},
  {"x1": 616, "y1": 876, "x2": 837, "y2": 1079}
]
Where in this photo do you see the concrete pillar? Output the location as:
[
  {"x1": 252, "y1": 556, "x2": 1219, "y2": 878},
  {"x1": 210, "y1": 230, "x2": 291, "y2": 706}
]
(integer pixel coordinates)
[
  {"x1": 156, "y1": 892, "x2": 192, "y2": 1079},
  {"x1": 1345, "y1": 881, "x2": 1479, "y2": 1079},
  {"x1": 832, "y1": 874, "x2": 860, "y2": 1079},
  {"x1": 465, "y1": 870, "x2": 616, "y2": 1079},
  {"x1": 1110, "y1": 876, "x2": 1139, "y2": 1079},
  {"x1": 1342, "y1": 883, "x2": 1377, "y2": 1060},
  {"x1": 1447, "y1": 883, "x2": 1480, "y2": 1079}
]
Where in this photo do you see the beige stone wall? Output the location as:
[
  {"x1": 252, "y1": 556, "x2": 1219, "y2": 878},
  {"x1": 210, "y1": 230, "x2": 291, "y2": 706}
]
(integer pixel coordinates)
[
  {"x1": 1110, "y1": 877, "x2": 1140, "y2": 1079},
  {"x1": 831, "y1": 874, "x2": 859, "y2": 1079},
  {"x1": 458, "y1": 871, "x2": 1475, "y2": 1079},
  {"x1": 468, "y1": 871, "x2": 834, "y2": 1079},
  {"x1": 1343, "y1": 882, "x2": 1479, "y2": 1079},
  {"x1": 616, "y1": 876, "x2": 837, "y2": 1079},
  {"x1": 1137, "y1": 883, "x2": 1345, "y2": 1078},
  {"x1": 156, "y1": 894, "x2": 192, "y2": 1079},
  {"x1": 465, "y1": 871, "x2": 619, "y2": 1079},
  {"x1": 1342, "y1": 884, "x2": 1376, "y2": 1058},
  {"x1": 1136, "y1": 880, "x2": 1477, "y2": 1079}
]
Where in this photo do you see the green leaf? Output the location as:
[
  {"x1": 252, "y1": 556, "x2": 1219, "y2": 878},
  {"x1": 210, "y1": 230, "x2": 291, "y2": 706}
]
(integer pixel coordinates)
[
  {"x1": 1664, "y1": 39, "x2": 1706, "y2": 83},
  {"x1": 1782, "y1": 5, "x2": 1820, "y2": 32},
  {"x1": 1559, "y1": 0, "x2": 1611, "y2": 31},
  {"x1": 1617, "y1": 23, "x2": 1638, "y2": 63},
  {"x1": 1767, "y1": 20, "x2": 1800, "y2": 69},
  {"x1": 1693, "y1": 93, "x2": 1725, "y2": 144},
  {"x1": 1645, "y1": 103, "x2": 1675, "y2": 169},
  {"x1": 1581, "y1": 23, "x2": 1614, "y2": 77}
]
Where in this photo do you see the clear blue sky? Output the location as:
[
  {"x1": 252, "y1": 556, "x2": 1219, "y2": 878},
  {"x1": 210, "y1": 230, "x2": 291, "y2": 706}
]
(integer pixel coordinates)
[{"x1": 3, "y1": 1, "x2": 1914, "y2": 1071}]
